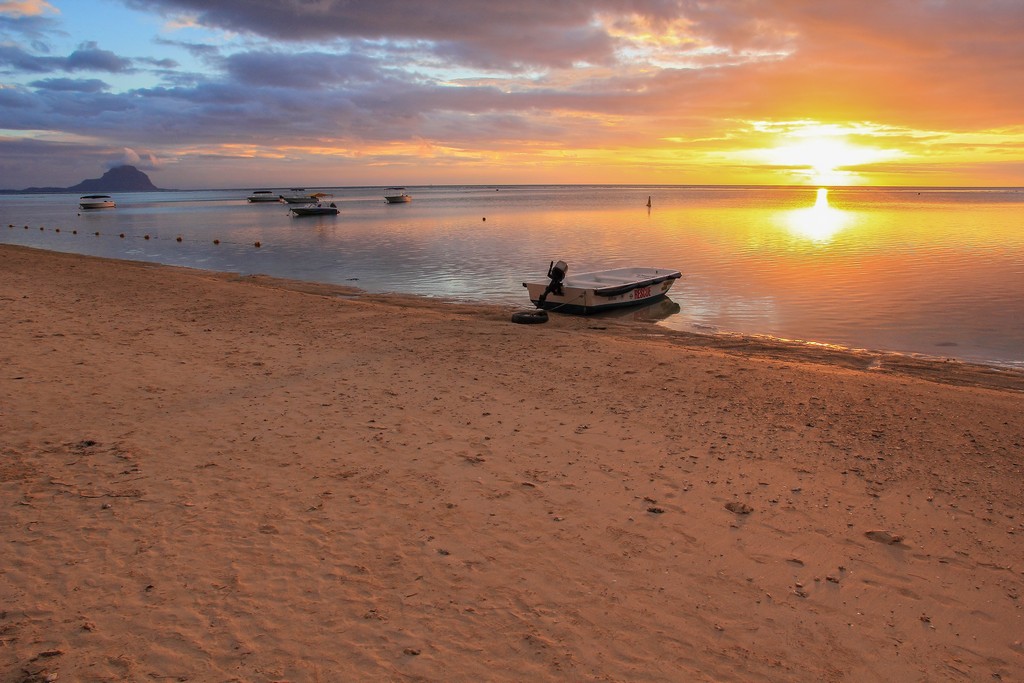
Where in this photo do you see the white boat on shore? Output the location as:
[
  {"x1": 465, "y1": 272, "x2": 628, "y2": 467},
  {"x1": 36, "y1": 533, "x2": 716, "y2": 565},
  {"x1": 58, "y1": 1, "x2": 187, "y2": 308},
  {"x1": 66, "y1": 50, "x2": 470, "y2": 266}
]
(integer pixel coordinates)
[
  {"x1": 290, "y1": 201, "x2": 339, "y2": 216},
  {"x1": 79, "y1": 195, "x2": 116, "y2": 209},
  {"x1": 384, "y1": 187, "x2": 411, "y2": 203},
  {"x1": 246, "y1": 190, "x2": 280, "y2": 203},
  {"x1": 522, "y1": 261, "x2": 681, "y2": 314}
]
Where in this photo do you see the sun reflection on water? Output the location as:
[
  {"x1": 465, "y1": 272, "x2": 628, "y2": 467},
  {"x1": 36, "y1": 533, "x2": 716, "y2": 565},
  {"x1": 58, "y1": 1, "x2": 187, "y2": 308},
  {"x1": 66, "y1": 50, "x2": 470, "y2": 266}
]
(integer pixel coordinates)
[{"x1": 784, "y1": 188, "x2": 853, "y2": 242}]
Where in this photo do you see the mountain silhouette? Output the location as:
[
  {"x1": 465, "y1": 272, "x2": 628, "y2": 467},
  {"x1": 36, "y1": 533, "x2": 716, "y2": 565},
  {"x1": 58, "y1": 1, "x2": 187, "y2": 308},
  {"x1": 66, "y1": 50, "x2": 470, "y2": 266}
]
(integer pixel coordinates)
[
  {"x1": 19, "y1": 165, "x2": 161, "y2": 193},
  {"x1": 68, "y1": 165, "x2": 159, "y2": 192}
]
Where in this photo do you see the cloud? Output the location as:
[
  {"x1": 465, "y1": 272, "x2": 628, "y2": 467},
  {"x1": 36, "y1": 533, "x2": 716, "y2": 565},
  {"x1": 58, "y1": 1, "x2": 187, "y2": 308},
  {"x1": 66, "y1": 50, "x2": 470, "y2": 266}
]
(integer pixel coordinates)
[
  {"x1": 116, "y1": 0, "x2": 1024, "y2": 121},
  {"x1": 221, "y1": 49, "x2": 383, "y2": 89},
  {"x1": 138, "y1": 56, "x2": 180, "y2": 69},
  {"x1": 130, "y1": 0, "x2": 638, "y2": 68},
  {"x1": 0, "y1": 137, "x2": 116, "y2": 189},
  {"x1": 64, "y1": 41, "x2": 134, "y2": 72},
  {"x1": 27, "y1": 77, "x2": 109, "y2": 92},
  {"x1": 1, "y1": 0, "x2": 1023, "y2": 187},
  {"x1": 0, "y1": 83, "x2": 38, "y2": 108},
  {"x1": 107, "y1": 146, "x2": 161, "y2": 170},
  {"x1": 0, "y1": 2, "x2": 60, "y2": 47},
  {"x1": 0, "y1": 42, "x2": 135, "y2": 73},
  {"x1": 0, "y1": 44, "x2": 57, "y2": 72},
  {"x1": 0, "y1": 0, "x2": 58, "y2": 18}
]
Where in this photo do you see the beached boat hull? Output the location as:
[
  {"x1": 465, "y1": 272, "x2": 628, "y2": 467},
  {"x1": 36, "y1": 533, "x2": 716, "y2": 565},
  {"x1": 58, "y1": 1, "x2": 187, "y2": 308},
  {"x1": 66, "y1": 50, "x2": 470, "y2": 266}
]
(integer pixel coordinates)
[{"x1": 523, "y1": 266, "x2": 681, "y2": 315}]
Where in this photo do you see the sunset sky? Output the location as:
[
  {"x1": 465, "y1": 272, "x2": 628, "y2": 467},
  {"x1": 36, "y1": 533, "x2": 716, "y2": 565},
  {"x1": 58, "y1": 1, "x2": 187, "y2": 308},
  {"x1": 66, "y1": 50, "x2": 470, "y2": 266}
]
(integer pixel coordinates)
[{"x1": 1, "y1": 0, "x2": 1022, "y2": 189}]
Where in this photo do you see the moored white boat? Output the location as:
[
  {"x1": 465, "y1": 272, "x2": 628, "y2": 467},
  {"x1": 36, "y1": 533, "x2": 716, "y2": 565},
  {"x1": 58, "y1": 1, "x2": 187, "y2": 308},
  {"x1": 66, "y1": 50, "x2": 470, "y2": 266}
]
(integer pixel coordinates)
[
  {"x1": 523, "y1": 261, "x2": 681, "y2": 314},
  {"x1": 79, "y1": 194, "x2": 116, "y2": 209},
  {"x1": 246, "y1": 190, "x2": 279, "y2": 202},
  {"x1": 281, "y1": 189, "x2": 330, "y2": 204},
  {"x1": 290, "y1": 201, "x2": 339, "y2": 216},
  {"x1": 384, "y1": 187, "x2": 411, "y2": 203}
]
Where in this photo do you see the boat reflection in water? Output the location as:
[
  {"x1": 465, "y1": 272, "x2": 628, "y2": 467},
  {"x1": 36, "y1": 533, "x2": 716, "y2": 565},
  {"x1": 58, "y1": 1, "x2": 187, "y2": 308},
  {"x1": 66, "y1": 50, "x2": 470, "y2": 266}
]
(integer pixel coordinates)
[
  {"x1": 782, "y1": 188, "x2": 854, "y2": 242},
  {"x1": 590, "y1": 296, "x2": 681, "y2": 322}
]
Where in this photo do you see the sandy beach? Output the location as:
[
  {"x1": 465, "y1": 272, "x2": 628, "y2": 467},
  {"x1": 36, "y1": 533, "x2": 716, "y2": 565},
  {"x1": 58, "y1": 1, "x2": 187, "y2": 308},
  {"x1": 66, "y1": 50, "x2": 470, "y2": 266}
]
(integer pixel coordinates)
[{"x1": 2, "y1": 243, "x2": 1023, "y2": 682}]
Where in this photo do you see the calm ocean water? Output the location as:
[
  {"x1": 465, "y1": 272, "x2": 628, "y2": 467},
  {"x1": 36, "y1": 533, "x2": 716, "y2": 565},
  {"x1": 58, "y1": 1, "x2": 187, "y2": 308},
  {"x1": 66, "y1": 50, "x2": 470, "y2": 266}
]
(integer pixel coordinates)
[{"x1": 2, "y1": 185, "x2": 1023, "y2": 369}]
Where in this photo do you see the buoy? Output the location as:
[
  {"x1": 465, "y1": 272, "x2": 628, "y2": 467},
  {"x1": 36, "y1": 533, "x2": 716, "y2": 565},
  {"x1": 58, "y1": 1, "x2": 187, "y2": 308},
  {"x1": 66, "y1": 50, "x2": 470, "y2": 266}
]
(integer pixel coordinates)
[
  {"x1": 39, "y1": 226, "x2": 44, "y2": 231},
  {"x1": 94, "y1": 232, "x2": 100, "y2": 236},
  {"x1": 144, "y1": 234, "x2": 150, "y2": 240},
  {"x1": 482, "y1": 217, "x2": 486, "y2": 221},
  {"x1": 55, "y1": 228, "x2": 60, "y2": 233},
  {"x1": 254, "y1": 241, "x2": 261, "y2": 248},
  {"x1": 176, "y1": 236, "x2": 182, "y2": 242},
  {"x1": 119, "y1": 233, "x2": 125, "y2": 238},
  {"x1": 213, "y1": 239, "x2": 220, "y2": 245},
  {"x1": 72, "y1": 230, "x2": 77, "y2": 234}
]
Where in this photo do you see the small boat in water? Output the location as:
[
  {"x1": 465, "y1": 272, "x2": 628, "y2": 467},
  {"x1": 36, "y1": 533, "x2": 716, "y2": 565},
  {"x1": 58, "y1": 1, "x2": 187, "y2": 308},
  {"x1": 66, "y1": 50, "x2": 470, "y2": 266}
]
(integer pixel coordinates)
[
  {"x1": 79, "y1": 194, "x2": 116, "y2": 209},
  {"x1": 290, "y1": 201, "x2": 339, "y2": 216},
  {"x1": 281, "y1": 188, "x2": 323, "y2": 204},
  {"x1": 523, "y1": 260, "x2": 681, "y2": 314},
  {"x1": 384, "y1": 187, "x2": 411, "y2": 203},
  {"x1": 247, "y1": 190, "x2": 280, "y2": 202}
]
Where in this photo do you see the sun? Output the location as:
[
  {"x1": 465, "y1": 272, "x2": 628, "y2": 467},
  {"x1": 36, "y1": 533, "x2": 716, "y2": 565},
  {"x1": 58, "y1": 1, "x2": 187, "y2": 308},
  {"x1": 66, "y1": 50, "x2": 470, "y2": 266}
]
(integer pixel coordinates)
[{"x1": 754, "y1": 123, "x2": 903, "y2": 185}]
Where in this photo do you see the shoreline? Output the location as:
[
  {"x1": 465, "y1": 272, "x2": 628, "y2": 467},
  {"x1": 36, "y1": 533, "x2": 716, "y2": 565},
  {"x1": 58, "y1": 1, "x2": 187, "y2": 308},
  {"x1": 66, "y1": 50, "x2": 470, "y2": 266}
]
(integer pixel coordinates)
[
  {"x1": 6, "y1": 243, "x2": 1024, "y2": 391},
  {"x1": 5, "y1": 185, "x2": 1024, "y2": 374},
  {"x1": 206, "y1": 266, "x2": 1024, "y2": 394},
  {"x1": 2, "y1": 243, "x2": 1023, "y2": 681}
]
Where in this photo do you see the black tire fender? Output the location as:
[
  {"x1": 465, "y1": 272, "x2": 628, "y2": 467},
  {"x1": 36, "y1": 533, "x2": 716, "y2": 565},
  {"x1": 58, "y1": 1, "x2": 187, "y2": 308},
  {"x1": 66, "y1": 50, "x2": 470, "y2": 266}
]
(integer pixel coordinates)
[{"x1": 511, "y1": 309, "x2": 549, "y2": 324}]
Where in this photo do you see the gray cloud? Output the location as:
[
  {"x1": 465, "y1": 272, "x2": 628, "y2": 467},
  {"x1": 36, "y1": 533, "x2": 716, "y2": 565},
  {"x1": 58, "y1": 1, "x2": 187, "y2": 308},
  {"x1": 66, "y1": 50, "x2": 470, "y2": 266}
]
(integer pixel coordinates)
[
  {"x1": 0, "y1": 12, "x2": 59, "y2": 46},
  {"x1": 27, "y1": 77, "x2": 109, "y2": 92},
  {"x1": 138, "y1": 56, "x2": 180, "y2": 69},
  {"x1": 0, "y1": 137, "x2": 118, "y2": 189},
  {"x1": 154, "y1": 37, "x2": 222, "y2": 60},
  {"x1": 64, "y1": 42, "x2": 134, "y2": 72},
  {"x1": 0, "y1": 42, "x2": 135, "y2": 73},
  {"x1": 0, "y1": 84, "x2": 38, "y2": 109},
  {"x1": 0, "y1": 43, "x2": 63, "y2": 72},
  {"x1": 126, "y1": 0, "x2": 675, "y2": 68},
  {"x1": 221, "y1": 50, "x2": 384, "y2": 89}
]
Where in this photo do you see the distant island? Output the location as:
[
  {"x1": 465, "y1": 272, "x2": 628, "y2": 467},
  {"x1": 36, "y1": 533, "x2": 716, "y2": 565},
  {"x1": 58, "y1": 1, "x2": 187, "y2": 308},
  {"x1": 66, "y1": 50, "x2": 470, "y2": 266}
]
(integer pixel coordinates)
[{"x1": 16, "y1": 165, "x2": 162, "y2": 193}]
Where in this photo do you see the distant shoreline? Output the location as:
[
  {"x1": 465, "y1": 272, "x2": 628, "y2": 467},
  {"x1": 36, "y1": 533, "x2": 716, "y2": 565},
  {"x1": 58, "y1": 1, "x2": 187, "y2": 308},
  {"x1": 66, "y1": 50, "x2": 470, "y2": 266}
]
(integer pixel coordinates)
[
  {"x1": 3, "y1": 183, "x2": 1023, "y2": 194},
  {"x1": 0, "y1": 188, "x2": 180, "y2": 193}
]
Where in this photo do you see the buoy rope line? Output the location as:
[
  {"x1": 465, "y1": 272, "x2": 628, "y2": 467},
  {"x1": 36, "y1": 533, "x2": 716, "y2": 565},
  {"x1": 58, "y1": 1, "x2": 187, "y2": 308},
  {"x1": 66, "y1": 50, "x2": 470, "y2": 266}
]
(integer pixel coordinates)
[{"x1": 6, "y1": 223, "x2": 262, "y2": 248}]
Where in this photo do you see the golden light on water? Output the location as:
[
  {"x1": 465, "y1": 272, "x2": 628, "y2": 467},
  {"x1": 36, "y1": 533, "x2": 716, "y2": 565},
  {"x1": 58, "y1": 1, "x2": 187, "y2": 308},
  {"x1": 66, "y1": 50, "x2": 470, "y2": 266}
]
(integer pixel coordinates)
[{"x1": 783, "y1": 188, "x2": 853, "y2": 242}]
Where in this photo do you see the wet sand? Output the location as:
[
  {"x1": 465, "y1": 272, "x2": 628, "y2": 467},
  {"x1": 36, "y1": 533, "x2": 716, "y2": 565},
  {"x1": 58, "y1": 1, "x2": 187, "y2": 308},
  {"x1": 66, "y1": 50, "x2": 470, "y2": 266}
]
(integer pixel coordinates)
[{"x1": 2, "y1": 243, "x2": 1023, "y2": 682}]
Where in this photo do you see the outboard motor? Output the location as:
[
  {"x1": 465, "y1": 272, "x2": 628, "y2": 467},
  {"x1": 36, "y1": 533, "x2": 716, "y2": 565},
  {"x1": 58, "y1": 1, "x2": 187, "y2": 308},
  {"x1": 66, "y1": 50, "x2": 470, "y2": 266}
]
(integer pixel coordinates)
[{"x1": 538, "y1": 260, "x2": 568, "y2": 305}]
